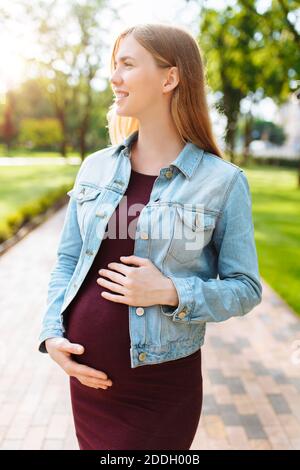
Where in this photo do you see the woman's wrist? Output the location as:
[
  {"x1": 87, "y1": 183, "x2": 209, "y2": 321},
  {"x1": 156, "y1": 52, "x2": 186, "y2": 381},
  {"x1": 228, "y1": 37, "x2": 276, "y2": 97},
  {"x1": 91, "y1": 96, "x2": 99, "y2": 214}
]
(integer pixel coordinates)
[{"x1": 160, "y1": 277, "x2": 179, "y2": 307}]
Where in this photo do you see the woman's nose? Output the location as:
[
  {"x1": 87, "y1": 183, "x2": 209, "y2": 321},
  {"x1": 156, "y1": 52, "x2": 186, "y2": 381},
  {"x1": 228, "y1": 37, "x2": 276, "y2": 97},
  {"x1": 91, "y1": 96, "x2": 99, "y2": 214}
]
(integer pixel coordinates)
[{"x1": 110, "y1": 70, "x2": 121, "y2": 84}]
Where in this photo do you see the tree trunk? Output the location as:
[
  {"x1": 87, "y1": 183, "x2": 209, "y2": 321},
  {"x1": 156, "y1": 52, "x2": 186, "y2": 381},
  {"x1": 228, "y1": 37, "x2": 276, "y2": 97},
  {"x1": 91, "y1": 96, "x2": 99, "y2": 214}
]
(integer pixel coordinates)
[
  {"x1": 242, "y1": 113, "x2": 253, "y2": 165},
  {"x1": 225, "y1": 124, "x2": 236, "y2": 163},
  {"x1": 79, "y1": 89, "x2": 92, "y2": 161},
  {"x1": 56, "y1": 109, "x2": 67, "y2": 157}
]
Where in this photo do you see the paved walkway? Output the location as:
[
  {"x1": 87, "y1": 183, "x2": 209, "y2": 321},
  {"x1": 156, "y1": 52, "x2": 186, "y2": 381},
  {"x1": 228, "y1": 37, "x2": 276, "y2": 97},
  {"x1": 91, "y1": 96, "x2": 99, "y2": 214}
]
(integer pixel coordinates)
[{"x1": 0, "y1": 205, "x2": 299, "y2": 450}]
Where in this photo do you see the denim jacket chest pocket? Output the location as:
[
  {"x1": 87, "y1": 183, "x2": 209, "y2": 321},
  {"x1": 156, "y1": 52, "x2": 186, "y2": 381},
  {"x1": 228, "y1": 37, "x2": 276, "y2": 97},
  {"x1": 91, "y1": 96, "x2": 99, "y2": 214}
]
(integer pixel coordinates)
[
  {"x1": 67, "y1": 182, "x2": 102, "y2": 237},
  {"x1": 167, "y1": 206, "x2": 217, "y2": 265}
]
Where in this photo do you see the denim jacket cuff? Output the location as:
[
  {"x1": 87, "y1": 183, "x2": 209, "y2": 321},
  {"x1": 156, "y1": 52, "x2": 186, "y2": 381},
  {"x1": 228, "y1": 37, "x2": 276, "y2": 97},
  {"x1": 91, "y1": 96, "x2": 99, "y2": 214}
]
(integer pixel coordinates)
[
  {"x1": 38, "y1": 328, "x2": 65, "y2": 353},
  {"x1": 160, "y1": 275, "x2": 193, "y2": 322}
]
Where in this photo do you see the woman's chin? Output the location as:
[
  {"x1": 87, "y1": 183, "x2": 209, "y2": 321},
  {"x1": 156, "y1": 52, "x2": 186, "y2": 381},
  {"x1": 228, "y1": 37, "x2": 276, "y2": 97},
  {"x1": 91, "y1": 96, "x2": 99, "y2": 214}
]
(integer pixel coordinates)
[{"x1": 115, "y1": 108, "x2": 134, "y2": 117}]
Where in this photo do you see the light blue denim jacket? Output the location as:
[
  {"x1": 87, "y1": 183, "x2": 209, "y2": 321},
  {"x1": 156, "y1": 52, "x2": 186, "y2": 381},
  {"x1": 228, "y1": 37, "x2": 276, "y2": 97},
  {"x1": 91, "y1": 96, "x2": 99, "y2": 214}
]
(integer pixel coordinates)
[{"x1": 38, "y1": 129, "x2": 262, "y2": 368}]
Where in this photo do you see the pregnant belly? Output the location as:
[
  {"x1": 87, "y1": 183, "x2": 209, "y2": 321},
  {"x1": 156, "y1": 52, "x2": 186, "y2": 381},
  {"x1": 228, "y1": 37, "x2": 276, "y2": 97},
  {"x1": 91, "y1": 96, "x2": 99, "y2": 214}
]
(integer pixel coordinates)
[
  {"x1": 63, "y1": 287, "x2": 202, "y2": 391},
  {"x1": 64, "y1": 291, "x2": 132, "y2": 379}
]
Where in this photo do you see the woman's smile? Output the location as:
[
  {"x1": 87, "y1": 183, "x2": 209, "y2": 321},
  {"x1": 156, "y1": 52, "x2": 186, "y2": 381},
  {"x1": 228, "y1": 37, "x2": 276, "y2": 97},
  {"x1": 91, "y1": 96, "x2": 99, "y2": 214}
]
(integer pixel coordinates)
[{"x1": 115, "y1": 94, "x2": 128, "y2": 103}]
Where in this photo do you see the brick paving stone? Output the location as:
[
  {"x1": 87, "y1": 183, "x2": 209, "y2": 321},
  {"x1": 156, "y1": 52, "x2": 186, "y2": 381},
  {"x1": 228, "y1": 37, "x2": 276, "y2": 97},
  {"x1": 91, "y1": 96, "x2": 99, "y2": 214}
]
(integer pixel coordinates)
[
  {"x1": 225, "y1": 426, "x2": 250, "y2": 450},
  {"x1": 219, "y1": 404, "x2": 242, "y2": 426},
  {"x1": 0, "y1": 426, "x2": 6, "y2": 443},
  {"x1": 6, "y1": 413, "x2": 32, "y2": 440},
  {"x1": 239, "y1": 414, "x2": 268, "y2": 440},
  {"x1": 62, "y1": 422, "x2": 79, "y2": 450},
  {"x1": 249, "y1": 439, "x2": 272, "y2": 450},
  {"x1": 21, "y1": 426, "x2": 47, "y2": 450},
  {"x1": 232, "y1": 394, "x2": 257, "y2": 415},
  {"x1": 0, "y1": 403, "x2": 19, "y2": 428},
  {"x1": 267, "y1": 393, "x2": 291, "y2": 414},
  {"x1": 190, "y1": 426, "x2": 211, "y2": 450},
  {"x1": 42, "y1": 439, "x2": 64, "y2": 450},
  {"x1": 202, "y1": 415, "x2": 228, "y2": 440},
  {"x1": 205, "y1": 438, "x2": 231, "y2": 450},
  {"x1": 264, "y1": 425, "x2": 292, "y2": 449},
  {"x1": 290, "y1": 438, "x2": 300, "y2": 450},
  {"x1": 257, "y1": 375, "x2": 280, "y2": 394},
  {"x1": 46, "y1": 414, "x2": 70, "y2": 440},
  {"x1": 254, "y1": 401, "x2": 282, "y2": 428},
  {"x1": 212, "y1": 384, "x2": 233, "y2": 405},
  {"x1": 202, "y1": 394, "x2": 219, "y2": 415},
  {"x1": 1, "y1": 205, "x2": 300, "y2": 450},
  {"x1": 1, "y1": 439, "x2": 23, "y2": 449},
  {"x1": 277, "y1": 414, "x2": 300, "y2": 441},
  {"x1": 226, "y1": 377, "x2": 246, "y2": 394},
  {"x1": 269, "y1": 369, "x2": 289, "y2": 384}
]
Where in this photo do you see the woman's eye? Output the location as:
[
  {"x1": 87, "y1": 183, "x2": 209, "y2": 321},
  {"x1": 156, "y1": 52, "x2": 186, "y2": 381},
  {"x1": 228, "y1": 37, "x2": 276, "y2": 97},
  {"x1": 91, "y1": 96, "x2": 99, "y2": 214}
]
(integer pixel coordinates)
[{"x1": 113, "y1": 63, "x2": 132, "y2": 69}]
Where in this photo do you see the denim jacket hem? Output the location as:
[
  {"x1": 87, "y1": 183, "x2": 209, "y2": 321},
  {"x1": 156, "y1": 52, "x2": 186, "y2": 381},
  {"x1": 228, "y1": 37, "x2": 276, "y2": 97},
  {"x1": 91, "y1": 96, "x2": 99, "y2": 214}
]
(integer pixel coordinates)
[{"x1": 130, "y1": 337, "x2": 204, "y2": 368}]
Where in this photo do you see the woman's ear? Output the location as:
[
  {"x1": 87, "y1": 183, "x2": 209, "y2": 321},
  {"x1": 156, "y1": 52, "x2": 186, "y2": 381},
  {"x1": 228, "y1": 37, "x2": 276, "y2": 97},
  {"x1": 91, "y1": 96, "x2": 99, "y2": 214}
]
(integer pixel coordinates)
[{"x1": 163, "y1": 66, "x2": 179, "y2": 93}]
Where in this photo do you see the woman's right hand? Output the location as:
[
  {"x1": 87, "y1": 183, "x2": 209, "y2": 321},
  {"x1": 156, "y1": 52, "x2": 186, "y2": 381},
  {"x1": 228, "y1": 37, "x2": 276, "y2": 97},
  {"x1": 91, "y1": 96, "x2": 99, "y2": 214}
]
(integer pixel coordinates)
[{"x1": 45, "y1": 337, "x2": 113, "y2": 390}]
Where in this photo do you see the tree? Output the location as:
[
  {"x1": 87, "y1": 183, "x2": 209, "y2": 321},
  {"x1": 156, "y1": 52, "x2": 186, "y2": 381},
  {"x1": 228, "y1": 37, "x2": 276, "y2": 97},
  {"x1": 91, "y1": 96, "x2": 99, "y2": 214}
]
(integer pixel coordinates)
[
  {"x1": 1, "y1": 91, "x2": 18, "y2": 154},
  {"x1": 22, "y1": 0, "x2": 120, "y2": 159},
  {"x1": 198, "y1": 0, "x2": 298, "y2": 165},
  {"x1": 19, "y1": 117, "x2": 62, "y2": 150},
  {"x1": 240, "y1": 0, "x2": 300, "y2": 184}
]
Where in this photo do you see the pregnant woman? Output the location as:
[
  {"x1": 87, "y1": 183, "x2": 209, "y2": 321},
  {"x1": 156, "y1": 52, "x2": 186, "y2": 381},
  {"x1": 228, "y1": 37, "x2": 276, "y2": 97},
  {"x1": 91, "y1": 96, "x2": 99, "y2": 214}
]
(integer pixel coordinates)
[{"x1": 38, "y1": 23, "x2": 262, "y2": 450}]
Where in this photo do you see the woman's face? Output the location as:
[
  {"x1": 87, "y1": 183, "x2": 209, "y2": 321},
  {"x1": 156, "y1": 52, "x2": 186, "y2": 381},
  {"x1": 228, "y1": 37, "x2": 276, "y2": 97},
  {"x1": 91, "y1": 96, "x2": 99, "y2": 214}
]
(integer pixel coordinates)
[{"x1": 110, "y1": 34, "x2": 173, "y2": 119}]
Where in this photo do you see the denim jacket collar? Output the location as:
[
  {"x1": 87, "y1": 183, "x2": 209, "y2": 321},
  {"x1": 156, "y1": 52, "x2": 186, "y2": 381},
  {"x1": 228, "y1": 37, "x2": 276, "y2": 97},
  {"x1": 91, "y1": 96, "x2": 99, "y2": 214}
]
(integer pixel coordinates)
[{"x1": 112, "y1": 129, "x2": 205, "y2": 180}]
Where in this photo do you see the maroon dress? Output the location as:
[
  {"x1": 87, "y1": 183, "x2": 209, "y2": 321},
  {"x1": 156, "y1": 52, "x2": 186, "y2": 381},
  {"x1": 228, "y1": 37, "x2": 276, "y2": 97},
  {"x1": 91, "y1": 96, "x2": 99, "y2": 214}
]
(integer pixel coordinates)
[{"x1": 64, "y1": 168, "x2": 203, "y2": 450}]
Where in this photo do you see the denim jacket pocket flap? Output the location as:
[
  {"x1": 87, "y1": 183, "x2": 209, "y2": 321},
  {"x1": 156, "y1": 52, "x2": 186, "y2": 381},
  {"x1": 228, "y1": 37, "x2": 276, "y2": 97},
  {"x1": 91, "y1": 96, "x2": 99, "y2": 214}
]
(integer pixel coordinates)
[
  {"x1": 67, "y1": 184, "x2": 102, "y2": 203},
  {"x1": 167, "y1": 208, "x2": 217, "y2": 265},
  {"x1": 176, "y1": 207, "x2": 216, "y2": 232}
]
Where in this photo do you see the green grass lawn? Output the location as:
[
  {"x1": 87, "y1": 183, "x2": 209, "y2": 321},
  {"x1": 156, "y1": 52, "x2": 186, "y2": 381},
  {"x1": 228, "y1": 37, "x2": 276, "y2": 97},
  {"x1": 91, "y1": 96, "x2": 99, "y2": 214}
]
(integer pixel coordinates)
[
  {"x1": 0, "y1": 164, "x2": 80, "y2": 241},
  {"x1": 242, "y1": 164, "x2": 300, "y2": 317}
]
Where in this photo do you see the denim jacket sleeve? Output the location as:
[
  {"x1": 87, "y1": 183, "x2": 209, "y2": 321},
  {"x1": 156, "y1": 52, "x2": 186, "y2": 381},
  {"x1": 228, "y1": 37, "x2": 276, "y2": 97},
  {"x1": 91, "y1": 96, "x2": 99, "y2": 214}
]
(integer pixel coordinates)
[
  {"x1": 38, "y1": 162, "x2": 85, "y2": 353},
  {"x1": 161, "y1": 169, "x2": 262, "y2": 323}
]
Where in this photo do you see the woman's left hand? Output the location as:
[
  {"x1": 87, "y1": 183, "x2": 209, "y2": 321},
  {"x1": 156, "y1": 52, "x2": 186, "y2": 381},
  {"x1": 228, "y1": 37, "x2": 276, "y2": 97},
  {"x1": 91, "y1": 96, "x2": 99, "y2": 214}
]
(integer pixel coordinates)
[{"x1": 96, "y1": 255, "x2": 178, "y2": 307}]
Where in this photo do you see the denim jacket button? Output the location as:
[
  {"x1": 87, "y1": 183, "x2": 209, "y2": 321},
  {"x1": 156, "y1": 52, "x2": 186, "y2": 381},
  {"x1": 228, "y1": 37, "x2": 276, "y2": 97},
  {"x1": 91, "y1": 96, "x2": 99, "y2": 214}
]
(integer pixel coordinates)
[
  {"x1": 96, "y1": 209, "x2": 106, "y2": 217},
  {"x1": 178, "y1": 310, "x2": 187, "y2": 319},
  {"x1": 136, "y1": 307, "x2": 145, "y2": 316},
  {"x1": 165, "y1": 170, "x2": 173, "y2": 179},
  {"x1": 140, "y1": 232, "x2": 149, "y2": 240},
  {"x1": 138, "y1": 352, "x2": 146, "y2": 362}
]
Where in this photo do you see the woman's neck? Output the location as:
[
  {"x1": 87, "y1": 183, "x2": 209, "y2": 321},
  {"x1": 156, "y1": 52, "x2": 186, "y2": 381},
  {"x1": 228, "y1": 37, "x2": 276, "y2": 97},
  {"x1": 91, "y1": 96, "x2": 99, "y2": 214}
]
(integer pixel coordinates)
[{"x1": 129, "y1": 131, "x2": 185, "y2": 176}]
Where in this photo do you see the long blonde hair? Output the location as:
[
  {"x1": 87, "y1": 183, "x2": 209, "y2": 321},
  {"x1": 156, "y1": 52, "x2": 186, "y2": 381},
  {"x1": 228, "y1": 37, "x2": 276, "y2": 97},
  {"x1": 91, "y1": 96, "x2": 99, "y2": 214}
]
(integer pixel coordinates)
[{"x1": 106, "y1": 23, "x2": 223, "y2": 158}]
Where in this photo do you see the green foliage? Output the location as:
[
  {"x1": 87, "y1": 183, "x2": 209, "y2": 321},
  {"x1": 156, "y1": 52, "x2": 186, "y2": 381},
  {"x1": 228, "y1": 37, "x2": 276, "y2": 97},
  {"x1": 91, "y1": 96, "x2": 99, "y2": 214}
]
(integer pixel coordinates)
[
  {"x1": 0, "y1": 163, "x2": 79, "y2": 242},
  {"x1": 18, "y1": 118, "x2": 63, "y2": 151},
  {"x1": 0, "y1": 186, "x2": 68, "y2": 241},
  {"x1": 252, "y1": 119, "x2": 287, "y2": 145},
  {"x1": 198, "y1": 0, "x2": 299, "y2": 154},
  {"x1": 235, "y1": 118, "x2": 287, "y2": 145}
]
